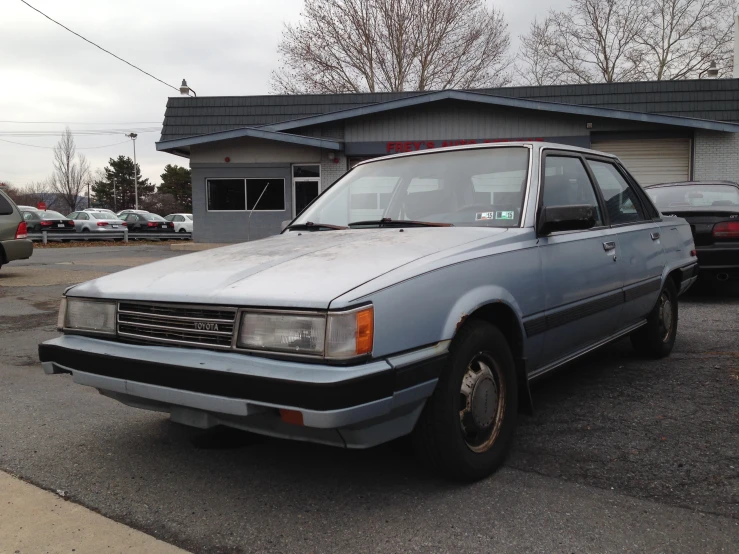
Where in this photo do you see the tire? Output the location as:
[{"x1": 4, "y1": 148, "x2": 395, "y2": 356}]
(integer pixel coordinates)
[
  {"x1": 178, "y1": 228, "x2": 187, "y2": 234},
  {"x1": 630, "y1": 278, "x2": 678, "y2": 358},
  {"x1": 412, "y1": 320, "x2": 518, "y2": 481}
]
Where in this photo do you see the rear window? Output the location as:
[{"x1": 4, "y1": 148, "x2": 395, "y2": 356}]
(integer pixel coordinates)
[
  {"x1": 647, "y1": 184, "x2": 739, "y2": 209},
  {"x1": 0, "y1": 192, "x2": 14, "y2": 216},
  {"x1": 92, "y1": 213, "x2": 119, "y2": 220},
  {"x1": 142, "y1": 213, "x2": 166, "y2": 221},
  {"x1": 41, "y1": 211, "x2": 66, "y2": 219}
]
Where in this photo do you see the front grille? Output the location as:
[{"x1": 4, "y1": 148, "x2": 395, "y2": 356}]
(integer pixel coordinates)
[{"x1": 117, "y1": 302, "x2": 237, "y2": 349}]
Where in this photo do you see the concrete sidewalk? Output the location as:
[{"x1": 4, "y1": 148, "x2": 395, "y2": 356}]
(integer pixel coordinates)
[{"x1": 0, "y1": 471, "x2": 187, "y2": 554}]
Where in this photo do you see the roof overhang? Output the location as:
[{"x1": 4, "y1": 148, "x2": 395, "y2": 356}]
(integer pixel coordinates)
[
  {"x1": 262, "y1": 89, "x2": 739, "y2": 134},
  {"x1": 156, "y1": 126, "x2": 343, "y2": 158}
]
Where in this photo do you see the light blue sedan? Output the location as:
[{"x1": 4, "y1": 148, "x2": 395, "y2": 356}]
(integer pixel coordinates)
[{"x1": 39, "y1": 142, "x2": 697, "y2": 481}]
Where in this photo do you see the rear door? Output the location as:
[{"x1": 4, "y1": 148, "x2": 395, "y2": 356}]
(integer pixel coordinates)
[
  {"x1": 535, "y1": 152, "x2": 623, "y2": 366},
  {"x1": 586, "y1": 158, "x2": 665, "y2": 327}
]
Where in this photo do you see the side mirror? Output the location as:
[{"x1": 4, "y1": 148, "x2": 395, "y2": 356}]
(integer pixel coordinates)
[
  {"x1": 281, "y1": 220, "x2": 291, "y2": 231},
  {"x1": 537, "y1": 205, "x2": 597, "y2": 235}
]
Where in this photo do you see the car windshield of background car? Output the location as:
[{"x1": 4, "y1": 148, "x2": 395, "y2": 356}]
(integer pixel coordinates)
[
  {"x1": 648, "y1": 185, "x2": 739, "y2": 209},
  {"x1": 292, "y1": 147, "x2": 530, "y2": 228}
]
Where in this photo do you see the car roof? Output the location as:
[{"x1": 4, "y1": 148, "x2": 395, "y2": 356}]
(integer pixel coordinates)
[
  {"x1": 353, "y1": 141, "x2": 619, "y2": 167},
  {"x1": 644, "y1": 180, "x2": 739, "y2": 188}
]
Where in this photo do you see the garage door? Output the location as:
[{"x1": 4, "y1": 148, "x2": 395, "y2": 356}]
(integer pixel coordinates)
[{"x1": 591, "y1": 138, "x2": 691, "y2": 186}]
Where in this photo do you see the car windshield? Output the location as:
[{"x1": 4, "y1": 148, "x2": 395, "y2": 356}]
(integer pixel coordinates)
[
  {"x1": 92, "y1": 213, "x2": 119, "y2": 220},
  {"x1": 41, "y1": 211, "x2": 66, "y2": 219},
  {"x1": 647, "y1": 184, "x2": 739, "y2": 209},
  {"x1": 292, "y1": 147, "x2": 530, "y2": 228}
]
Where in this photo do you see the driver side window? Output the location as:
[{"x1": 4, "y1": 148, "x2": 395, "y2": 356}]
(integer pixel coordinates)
[{"x1": 542, "y1": 156, "x2": 603, "y2": 226}]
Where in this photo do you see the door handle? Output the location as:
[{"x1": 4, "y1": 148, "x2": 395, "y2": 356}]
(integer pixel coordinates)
[
  {"x1": 603, "y1": 241, "x2": 616, "y2": 251},
  {"x1": 650, "y1": 232, "x2": 661, "y2": 240}
]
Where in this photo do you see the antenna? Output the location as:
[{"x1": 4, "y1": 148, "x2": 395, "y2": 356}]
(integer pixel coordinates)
[{"x1": 246, "y1": 182, "x2": 270, "y2": 242}]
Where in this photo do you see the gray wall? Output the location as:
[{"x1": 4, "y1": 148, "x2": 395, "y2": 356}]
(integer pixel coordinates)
[
  {"x1": 344, "y1": 101, "x2": 590, "y2": 141},
  {"x1": 191, "y1": 164, "x2": 291, "y2": 243},
  {"x1": 693, "y1": 130, "x2": 739, "y2": 183}
]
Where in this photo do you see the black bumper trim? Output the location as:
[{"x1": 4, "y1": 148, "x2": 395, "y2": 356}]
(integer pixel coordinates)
[
  {"x1": 680, "y1": 263, "x2": 699, "y2": 282},
  {"x1": 38, "y1": 343, "x2": 444, "y2": 412}
]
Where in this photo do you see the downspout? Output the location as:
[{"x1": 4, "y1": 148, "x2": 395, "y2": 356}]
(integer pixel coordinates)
[{"x1": 734, "y1": 15, "x2": 739, "y2": 78}]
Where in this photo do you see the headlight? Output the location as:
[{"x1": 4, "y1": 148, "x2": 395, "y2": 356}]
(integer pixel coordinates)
[
  {"x1": 62, "y1": 298, "x2": 117, "y2": 335},
  {"x1": 237, "y1": 305, "x2": 374, "y2": 359},
  {"x1": 238, "y1": 312, "x2": 326, "y2": 355}
]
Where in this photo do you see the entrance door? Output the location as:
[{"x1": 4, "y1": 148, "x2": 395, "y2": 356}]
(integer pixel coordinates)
[
  {"x1": 293, "y1": 165, "x2": 321, "y2": 218},
  {"x1": 294, "y1": 180, "x2": 320, "y2": 217}
]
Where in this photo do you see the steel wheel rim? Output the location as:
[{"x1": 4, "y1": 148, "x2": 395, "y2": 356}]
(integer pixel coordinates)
[
  {"x1": 459, "y1": 352, "x2": 506, "y2": 453},
  {"x1": 659, "y1": 291, "x2": 673, "y2": 342}
]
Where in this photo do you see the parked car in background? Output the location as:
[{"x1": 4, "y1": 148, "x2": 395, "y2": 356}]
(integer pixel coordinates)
[
  {"x1": 164, "y1": 213, "x2": 193, "y2": 233},
  {"x1": 16, "y1": 205, "x2": 39, "y2": 212},
  {"x1": 39, "y1": 142, "x2": 697, "y2": 481},
  {"x1": 644, "y1": 181, "x2": 739, "y2": 284},
  {"x1": 122, "y1": 212, "x2": 174, "y2": 233},
  {"x1": 0, "y1": 188, "x2": 32, "y2": 270},
  {"x1": 67, "y1": 211, "x2": 128, "y2": 233},
  {"x1": 21, "y1": 210, "x2": 76, "y2": 234},
  {"x1": 116, "y1": 209, "x2": 149, "y2": 219}
]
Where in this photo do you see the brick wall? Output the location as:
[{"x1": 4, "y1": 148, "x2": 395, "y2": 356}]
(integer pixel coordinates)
[
  {"x1": 320, "y1": 149, "x2": 347, "y2": 189},
  {"x1": 693, "y1": 131, "x2": 739, "y2": 183}
]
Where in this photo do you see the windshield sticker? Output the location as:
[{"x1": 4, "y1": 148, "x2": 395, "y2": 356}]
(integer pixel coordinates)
[
  {"x1": 476, "y1": 212, "x2": 495, "y2": 221},
  {"x1": 496, "y1": 211, "x2": 514, "y2": 220}
]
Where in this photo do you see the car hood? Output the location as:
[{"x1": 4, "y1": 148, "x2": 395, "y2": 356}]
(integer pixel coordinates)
[{"x1": 68, "y1": 228, "x2": 507, "y2": 308}]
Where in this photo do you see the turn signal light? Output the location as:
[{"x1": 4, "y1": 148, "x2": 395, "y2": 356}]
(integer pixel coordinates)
[
  {"x1": 147, "y1": 222, "x2": 159, "y2": 227},
  {"x1": 40, "y1": 220, "x2": 53, "y2": 226},
  {"x1": 713, "y1": 222, "x2": 739, "y2": 239},
  {"x1": 355, "y1": 308, "x2": 374, "y2": 355},
  {"x1": 15, "y1": 221, "x2": 27, "y2": 239},
  {"x1": 97, "y1": 221, "x2": 109, "y2": 227}
]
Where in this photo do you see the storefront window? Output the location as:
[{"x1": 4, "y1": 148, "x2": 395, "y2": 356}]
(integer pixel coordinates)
[{"x1": 207, "y1": 178, "x2": 285, "y2": 211}]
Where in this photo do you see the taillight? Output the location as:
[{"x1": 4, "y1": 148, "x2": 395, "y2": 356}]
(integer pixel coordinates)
[
  {"x1": 713, "y1": 222, "x2": 739, "y2": 239},
  {"x1": 169, "y1": 222, "x2": 174, "y2": 228},
  {"x1": 15, "y1": 221, "x2": 27, "y2": 239},
  {"x1": 121, "y1": 222, "x2": 128, "y2": 226},
  {"x1": 97, "y1": 221, "x2": 109, "y2": 227},
  {"x1": 40, "y1": 220, "x2": 53, "y2": 227},
  {"x1": 147, "y1": 222, "x2": 158, "y2": 227}
]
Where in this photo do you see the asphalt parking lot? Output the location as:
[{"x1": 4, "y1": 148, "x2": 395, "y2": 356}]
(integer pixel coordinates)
[{"x1": 1, "y1": 246, "x2": 737, "y2": 553}]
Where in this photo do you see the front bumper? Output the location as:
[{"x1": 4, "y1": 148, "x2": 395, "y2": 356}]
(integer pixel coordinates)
[{"x1": 39, "y1": 335, "x2": 447, "y2": 448}]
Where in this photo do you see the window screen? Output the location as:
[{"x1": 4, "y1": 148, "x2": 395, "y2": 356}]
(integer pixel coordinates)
[
  {"x1": 208, "y1": 179, "x2": 246, "y2": 211},
  {"x1": 588, "y1": 160, "x2": 645, "y2": 224},
  {"x1": 246, "y1": 179, "x2": 285, "y2": 210}
]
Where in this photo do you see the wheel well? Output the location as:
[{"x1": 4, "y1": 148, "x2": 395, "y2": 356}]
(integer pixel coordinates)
[
  {"x1": 464, "y1": 302, "x2": 533, "y2": 414},
  {"x1": 0, "y1": 244, "x2": 7, "y2": 265},
  {"x1": 667, "y1": 269, "x2": 681, "y2": 292}
]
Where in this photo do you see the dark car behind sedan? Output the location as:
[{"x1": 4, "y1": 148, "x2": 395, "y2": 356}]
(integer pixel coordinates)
[
  {"x1": 21, "y1": 210, "x2": 76, "y2": 234},
  {"x1": 644, "y1": 181, "x2": 739, "y2": 283},
  {"x1": 122, "y1": 212, "x2": 175, "y2": 233}
]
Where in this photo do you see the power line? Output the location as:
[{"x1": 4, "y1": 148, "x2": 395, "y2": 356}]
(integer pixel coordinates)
[
  {"x1": 19, "y1": 0, "x2": 180, "y2": 93},
  {"x1": 0, "y1": 138, "x2": 131, "y2": 150},
  {"x1": 0, "y1": 129, "x2": 160, "y2": 137}
]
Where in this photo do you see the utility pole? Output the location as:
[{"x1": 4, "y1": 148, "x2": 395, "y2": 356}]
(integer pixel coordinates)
[{"x1": 126, "y1": 133, "x2": 138, "y2": 210}]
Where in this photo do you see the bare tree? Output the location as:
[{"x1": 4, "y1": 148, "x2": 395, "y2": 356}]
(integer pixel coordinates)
[
  {"x1": 270, "y1": 0, "x2": 511, "y2": 93},
  {"x1": 517, "y1": 0, "x2": 648, "y2": 84},
  {"x1": 636, "y1": 0, "x2": 737, "y2": 80},
  {"x1": 6, "y1": 180, "x2": 59, "y2": 210},
  {"x1": 49, "y1": 127, "x2": 90, "y2": 213}
]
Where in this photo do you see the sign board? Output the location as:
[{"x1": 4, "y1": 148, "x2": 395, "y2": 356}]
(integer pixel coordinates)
[{"x1": 37, "y1": 201, "x2": 47, "y2": 211}]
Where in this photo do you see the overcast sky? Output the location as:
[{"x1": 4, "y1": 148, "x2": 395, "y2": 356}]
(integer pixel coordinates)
[{"x1": 1, "y1": 0, "x2": 569, "y2": 188}]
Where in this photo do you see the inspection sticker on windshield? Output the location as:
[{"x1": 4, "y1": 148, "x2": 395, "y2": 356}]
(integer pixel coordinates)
[{"x1": 476, "y1": 211, "x2": 514, "y2": 221}]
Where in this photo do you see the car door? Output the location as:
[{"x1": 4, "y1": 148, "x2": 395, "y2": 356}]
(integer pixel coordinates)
[
  {"x1": 535, "y1": 152, "x2": 623, "y2": 366},
  {"x1": 77, "y1": 212, "x2": 90, "y2": 231},
  {"x1": 126, "y1": 214, "x2": 141, "y2": 231},
  {"x1": 586, "y1": 158, "x2": 665, "y2": 327}
]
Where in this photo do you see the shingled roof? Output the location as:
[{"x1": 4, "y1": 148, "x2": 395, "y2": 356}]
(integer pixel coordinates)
[{"x1": 160, "y1": 78, "x2": 739, "y2": 142}]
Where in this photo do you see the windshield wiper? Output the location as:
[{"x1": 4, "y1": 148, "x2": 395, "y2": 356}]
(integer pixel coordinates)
[
  {"x1": 348, "y1": 218, "x2": 453, "y2": 228},
  {"x1": 285, "y1": 221, "x2": 348, "y2": 231}
]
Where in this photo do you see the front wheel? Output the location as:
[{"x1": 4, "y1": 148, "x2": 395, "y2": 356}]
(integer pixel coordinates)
[
  {"x1": 630, "y1": 279, "x2": 678, "y2": 358},
  {"x1": 412, "y1": 320, "x2": 518, "y2": 481}
]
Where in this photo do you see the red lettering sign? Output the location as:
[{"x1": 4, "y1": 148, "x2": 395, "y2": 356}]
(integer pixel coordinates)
[{"x1": 37, "y1": 201, "x2": 47, "y2": 211}]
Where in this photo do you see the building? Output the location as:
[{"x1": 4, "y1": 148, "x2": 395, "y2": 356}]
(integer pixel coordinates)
[{"x1": 156, "y1": 79, "x2": 739, "y2": 243}]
